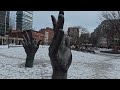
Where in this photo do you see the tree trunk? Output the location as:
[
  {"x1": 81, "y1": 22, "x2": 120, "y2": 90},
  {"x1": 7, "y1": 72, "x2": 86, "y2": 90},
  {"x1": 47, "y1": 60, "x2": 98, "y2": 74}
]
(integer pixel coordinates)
[{"x1": 25, "y1": 54, "x2": 35, "y2": 68}]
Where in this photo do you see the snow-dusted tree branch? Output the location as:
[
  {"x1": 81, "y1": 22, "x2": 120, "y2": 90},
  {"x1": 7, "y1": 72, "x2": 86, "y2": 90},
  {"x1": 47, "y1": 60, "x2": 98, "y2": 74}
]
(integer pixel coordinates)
[
  {"x1": 22, "y1": 30, "x2": 41, "y2": 68},
  {"x1": 101, "y1": 11, "x2": 120, "y2": 34},
  {"x1": 101, "y1": 11, "x2": 120, "y2": 51},
  {"x1": 49, "y1": 11, "x2": 72, "y2": 79}
]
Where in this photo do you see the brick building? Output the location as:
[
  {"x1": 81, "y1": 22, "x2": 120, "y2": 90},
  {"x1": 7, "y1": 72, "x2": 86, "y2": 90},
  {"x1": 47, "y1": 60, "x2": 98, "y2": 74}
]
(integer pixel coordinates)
[
  {"x1": 39, "y1": 27, "x2": 54, "y2": 45},
  {"x1": 32, "y1": 30, "x2": 44, "y2": 43},
  {"x1": 8, "y1": 30, "x2": 23, "y2": 45},
  {"x1": 1, "y1": 29, "x2": 44, "y2": 45}
]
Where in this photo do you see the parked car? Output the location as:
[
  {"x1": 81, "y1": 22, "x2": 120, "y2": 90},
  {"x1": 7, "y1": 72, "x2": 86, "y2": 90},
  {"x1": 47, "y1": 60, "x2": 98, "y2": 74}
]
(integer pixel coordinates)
[{"x1": 80, "y1": 44, "x2": 95, "y2": 54}]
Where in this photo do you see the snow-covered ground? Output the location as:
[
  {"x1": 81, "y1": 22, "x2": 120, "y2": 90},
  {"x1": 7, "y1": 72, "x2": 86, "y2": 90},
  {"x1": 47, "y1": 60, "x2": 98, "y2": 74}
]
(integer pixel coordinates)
[{"x1": 0, "y1": 45, "x2": 120, "y2": 79}]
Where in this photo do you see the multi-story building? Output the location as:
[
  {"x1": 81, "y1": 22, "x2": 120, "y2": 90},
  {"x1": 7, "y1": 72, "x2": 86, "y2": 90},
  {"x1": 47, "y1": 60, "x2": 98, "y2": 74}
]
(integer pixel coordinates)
[
  {"x1": 80, "y1": 33, "x2": 90, "y2": 45},
  {"x1": 8, "y1": 29, "x2": 44, "y2": 46},
  {"x1": 0, "y1": 11, "x2": 10, "y2": 35},
  {"x1": 68, "y1": 27, "x2": 79, "y2": 46},
  {"x1": 68, "y1": 26, "x2": 89, "y2": 46},
  {"x1": 9, "y1": 11, "x2": 17, "y2": 30},
  {"x1": 16, "y1": 11, "x2": 33, "y2": 31},
  {"x1": 39, "y1": 27, "x2": 54, "y2": 45}
]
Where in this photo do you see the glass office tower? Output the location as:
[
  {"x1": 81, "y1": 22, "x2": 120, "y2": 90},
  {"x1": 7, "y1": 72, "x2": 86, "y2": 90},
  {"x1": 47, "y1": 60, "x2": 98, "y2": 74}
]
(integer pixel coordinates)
[
  {"x1": 0, "y1": 11, "x2": 10, "y2": 35},
  {"x1": 16, "y1": 11, "x2": 33, "y2": 31}
]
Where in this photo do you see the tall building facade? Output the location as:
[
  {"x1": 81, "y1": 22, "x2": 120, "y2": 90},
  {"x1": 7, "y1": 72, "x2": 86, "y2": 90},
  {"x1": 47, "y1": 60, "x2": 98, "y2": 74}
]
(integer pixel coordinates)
[
  {"x1": 9, "y1": 11, "x2": 17, "y2": 30},
  {"x1": 16, "y1": 11, "x2": 33, "y2": 31},
  {"x1": 68, "y1": 26, "x2": 90, "y2": 46},
  {"x1": 39, "y1": 27, "x2": 54, "y2": 45},
  {"x1": 68, "y1": 27, "x2": 80, "y2": 46},
  {"x1": 0, "y1": 11, "x2": 10, "y2": 35}
]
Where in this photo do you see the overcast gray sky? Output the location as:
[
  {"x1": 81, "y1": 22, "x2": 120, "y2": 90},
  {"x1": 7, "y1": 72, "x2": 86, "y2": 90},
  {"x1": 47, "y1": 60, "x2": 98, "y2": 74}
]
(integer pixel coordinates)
[{"x1": 10, "y1": 11, "x2": 101, "y2": 33}]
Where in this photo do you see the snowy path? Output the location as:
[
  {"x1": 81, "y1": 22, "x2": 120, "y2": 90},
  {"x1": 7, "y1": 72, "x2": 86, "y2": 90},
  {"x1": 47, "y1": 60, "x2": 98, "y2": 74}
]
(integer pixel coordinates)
[
  {"x1": 69, "y1": 50, "x2": 120, "y2": 79},
  {"x1": 0, "y1": 45, "x2": 120, "y2": 79}
]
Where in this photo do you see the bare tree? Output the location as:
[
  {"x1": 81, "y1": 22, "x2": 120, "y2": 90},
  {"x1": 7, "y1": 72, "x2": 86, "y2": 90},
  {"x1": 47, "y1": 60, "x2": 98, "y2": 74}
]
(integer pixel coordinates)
[
  {"x1": 22, "y1": 30, "x2": 41, "y2": 68},
  {"x1": 102, "y1": 11, "x2": 120, "y2": 20},
  {"x1": 101, "y1": 11, "x2": 120, "y2": 34},
  {"x1": 49, "y1": 11, "x2": 72, "y2": 79},
  {"x1": 101, "y1": 11, "x2": 120, "y2": 49}
]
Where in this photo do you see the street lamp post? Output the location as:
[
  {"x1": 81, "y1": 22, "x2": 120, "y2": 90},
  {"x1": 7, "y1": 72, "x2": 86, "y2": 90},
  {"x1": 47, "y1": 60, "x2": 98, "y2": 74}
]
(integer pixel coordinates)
[
  {"x1": 8, "y1": 35, "x2": 9, "y2": 48},
  {"x1": 5, "y1": 11, "x2": 7, "y2": 35},
  {"x1": 5, "y1": 11, "x2": 10, "y2": 48},
  {"x1": 4, "y1": 11, "x2": 7, "y2": 46}
]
